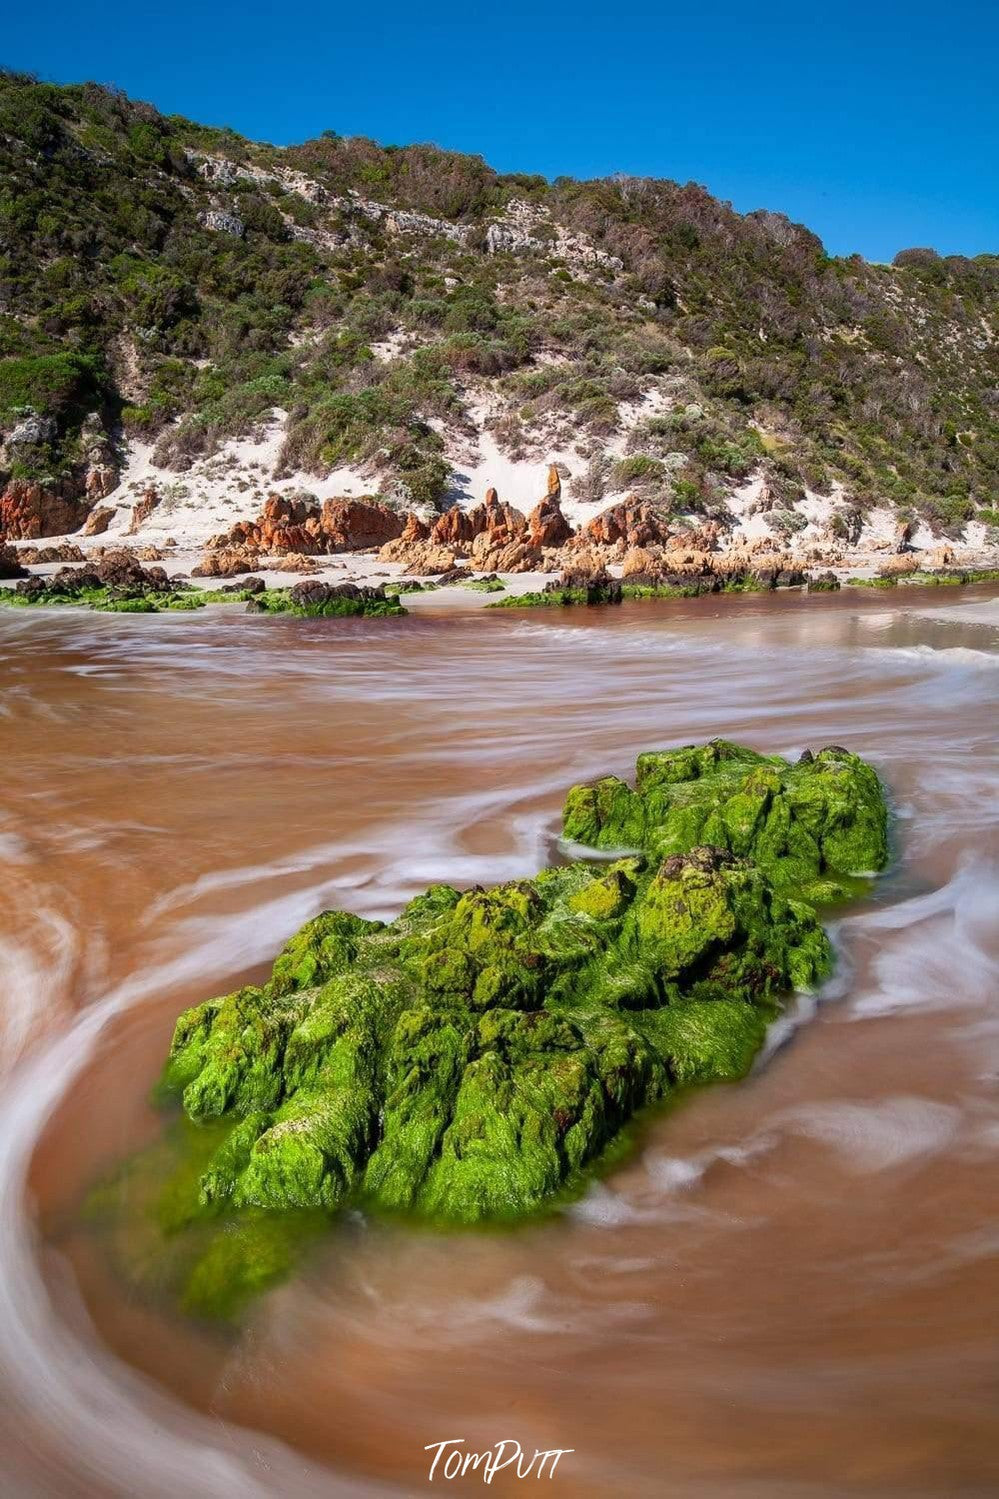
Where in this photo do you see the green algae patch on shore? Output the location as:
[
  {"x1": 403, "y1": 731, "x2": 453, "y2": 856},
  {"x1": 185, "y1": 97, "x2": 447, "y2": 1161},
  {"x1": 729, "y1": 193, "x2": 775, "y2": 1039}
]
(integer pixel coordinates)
[
  {"x1": 848, "y1": 568, "x2": 999, "y2": 589},
  {"x1": 487, "y1": 582, "x2": 701, "y2": 610},
  {"x1": 247, "y1": 587, "x2": 405, "y2": 619},
  {"x1": 562, "y1": 741, "x2": 888, "y2": 905},
  {"x1": 0, "y1": 583, "x2": 201, "y2": 613}
]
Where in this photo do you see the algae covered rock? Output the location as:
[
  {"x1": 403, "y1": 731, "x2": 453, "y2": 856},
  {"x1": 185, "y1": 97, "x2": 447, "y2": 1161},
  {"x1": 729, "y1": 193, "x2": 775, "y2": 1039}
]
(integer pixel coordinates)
[
  {"x1": 562, "y1": 740, "x2": 888, "y2": 902},
  {"x1": 92, "y1": 740, "x2": 888, "y2": 1318},
  {"x1": 151, "y1": 848, "x2": 827, "y2": 1250}
]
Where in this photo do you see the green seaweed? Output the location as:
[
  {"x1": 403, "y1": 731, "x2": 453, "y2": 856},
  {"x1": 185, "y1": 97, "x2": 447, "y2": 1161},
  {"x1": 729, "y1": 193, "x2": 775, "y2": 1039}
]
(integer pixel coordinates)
[
  {"x1": 89, "y1": 741, "x2": 888, "y2": 1320},
  {"x1": 247, "y1": 588, "x2": 405, "y2": 618},
  {"x1": 562, "y1": 740, "x2": 888, "y2": 903},
  {"x1": 0, "y1": 583, "x2": 200, "y2": 612}
]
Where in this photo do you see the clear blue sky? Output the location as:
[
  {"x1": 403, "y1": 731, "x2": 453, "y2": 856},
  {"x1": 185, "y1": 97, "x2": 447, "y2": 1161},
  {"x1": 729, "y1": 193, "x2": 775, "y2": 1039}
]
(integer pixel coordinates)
[{"x1": 4, "y1": 0, "x2": 997, "y2": 261}]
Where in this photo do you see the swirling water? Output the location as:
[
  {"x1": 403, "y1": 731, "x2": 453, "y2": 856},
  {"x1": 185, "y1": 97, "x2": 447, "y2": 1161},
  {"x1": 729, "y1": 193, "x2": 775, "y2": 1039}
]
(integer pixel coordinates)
[{"x1": 0, "y1": 587, "x2": 997, "y2": 1497}]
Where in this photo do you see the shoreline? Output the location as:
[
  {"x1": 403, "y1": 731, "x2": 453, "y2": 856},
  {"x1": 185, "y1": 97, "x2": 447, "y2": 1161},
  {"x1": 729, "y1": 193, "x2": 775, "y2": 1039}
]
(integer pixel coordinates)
[{"x1": 4, "y1": 569, "x2": 999, "y2": 622}]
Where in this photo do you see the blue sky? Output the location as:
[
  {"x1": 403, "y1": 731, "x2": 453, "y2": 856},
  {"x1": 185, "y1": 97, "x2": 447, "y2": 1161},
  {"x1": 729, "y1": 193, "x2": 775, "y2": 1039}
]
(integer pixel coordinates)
[{"x1": 4, "y1": 0, "x2": 997, "y2": 261}]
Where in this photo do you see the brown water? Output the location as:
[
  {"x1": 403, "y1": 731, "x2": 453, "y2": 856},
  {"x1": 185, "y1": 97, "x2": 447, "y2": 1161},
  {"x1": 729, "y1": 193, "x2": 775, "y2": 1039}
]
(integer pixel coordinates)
[{"x1": 0, "y1": 588, "x2": 997, "y2": 1498}]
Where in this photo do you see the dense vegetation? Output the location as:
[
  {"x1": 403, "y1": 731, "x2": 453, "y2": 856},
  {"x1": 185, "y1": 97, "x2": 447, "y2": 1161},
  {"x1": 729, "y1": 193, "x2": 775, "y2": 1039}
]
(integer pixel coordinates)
[{"x1": 1, "y1": 70, "x2": 996, "y2": 528}]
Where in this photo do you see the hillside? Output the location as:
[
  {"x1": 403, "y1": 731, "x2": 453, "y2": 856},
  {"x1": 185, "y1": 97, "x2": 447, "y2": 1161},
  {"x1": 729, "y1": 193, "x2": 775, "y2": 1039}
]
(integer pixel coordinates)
[{"x1": 1, "y1": 69, "x2": 997, "y2": 553}]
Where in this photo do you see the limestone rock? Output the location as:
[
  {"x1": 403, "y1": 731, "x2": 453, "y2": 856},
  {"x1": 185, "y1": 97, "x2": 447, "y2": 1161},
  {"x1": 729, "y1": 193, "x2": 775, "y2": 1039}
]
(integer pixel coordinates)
[
  {"x1": 6, "y1": 410, "x2": 57, "y2": 446},
  {"x1": 82, "y1": 505, "x2": 115, "y2": 537},
  {"x1": 200, "y1": 209, "x2": 244, "y2": 236}
]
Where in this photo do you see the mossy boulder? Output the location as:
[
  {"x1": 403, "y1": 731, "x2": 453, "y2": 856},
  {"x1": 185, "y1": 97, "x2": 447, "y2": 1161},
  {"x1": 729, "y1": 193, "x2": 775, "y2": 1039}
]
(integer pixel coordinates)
[
  {"x1": 160, "y1": 848, "x2": 830, "y2": 1229},
  {"x1": 91, "y1": 741, "x2": 888, "y2": 1318},
  {"x1": 562, "y1": 740, "x2": 888, "y2": 903}
]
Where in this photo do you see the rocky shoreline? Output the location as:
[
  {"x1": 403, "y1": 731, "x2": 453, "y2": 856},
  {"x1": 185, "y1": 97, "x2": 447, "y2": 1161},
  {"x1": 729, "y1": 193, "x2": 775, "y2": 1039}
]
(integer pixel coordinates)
[{"x1": 3, "y1": 460, "x2": 997, "y2": 619}]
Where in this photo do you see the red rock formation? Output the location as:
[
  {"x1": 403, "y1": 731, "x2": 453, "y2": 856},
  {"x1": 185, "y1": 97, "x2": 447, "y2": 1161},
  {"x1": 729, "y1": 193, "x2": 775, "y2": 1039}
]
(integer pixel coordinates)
[
  {"x1": 432, "y1": 506, "x2": 483, "y2": 547},
  {"x1": 527, "y1": 494, "x2": 572, "y2": 549},
  {"x1": 584, "y1": 498, "x2": 675, "y2": 549},
  {"x1": 481, "y1": 488, "x2": 527, "y2": 545},
  {"x1": 0, "y1": 479, "x2": 91, "y2": 540},
  {"x1": 546, "y1": 464, "x2": 562, "y2": 500},
  {"x1": 319, "y1": 498, "x2": 405, "y2": 551},
  {"x1": 378, "y1": 533, "x2": 457, "y2": 573},
  {"x1": 469, "y1": 536, "x2": 542, "y2": 573},
  {"x1": 398, "y1": 512, "x2": 431, "y2": 544},
  {"x1": 127, "y1": 486, "x2": 161, "y2": 535},
  {"x1": 205, "y1": 494, "x2": 404, "y2": 557},
  {"x1": 192, "y1": 546, "x2": 262, "y2": 578}
]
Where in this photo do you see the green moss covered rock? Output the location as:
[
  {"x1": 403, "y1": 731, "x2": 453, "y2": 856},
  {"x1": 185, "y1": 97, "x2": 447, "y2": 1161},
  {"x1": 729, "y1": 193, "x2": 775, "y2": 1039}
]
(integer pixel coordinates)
[
  {"x1": 139, "y1": 843, "x2": 829, "y2": 1291},
  {"x1": 90, "y1": 741, "x2": 889, "y2": 1317},
  {"x1": 562, "y1": 740, "x2": 888, "y2": 903}
]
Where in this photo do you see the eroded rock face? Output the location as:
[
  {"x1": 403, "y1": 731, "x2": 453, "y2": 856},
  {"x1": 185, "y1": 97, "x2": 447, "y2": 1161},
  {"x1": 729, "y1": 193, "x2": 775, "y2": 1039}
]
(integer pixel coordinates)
[
  {"x1": 879, "y1": 553, "x2": 919, "y2": 577},
  {"x1": 0, "y1": 479, "x2": 90, "y2": 540},
  {"x1": 320, "y1": 498, "x2": 405, "y2": 551},
  {"x1": 481, "y1": 488, "x2": 528, "y2": 545},
  {"x1": 469, "y1": 536, "x2": 542, "y2": 573},
  {"x1": 585, "y1": 500, "x2": 674, "y2": 548},
  {"x1": 431, "y1": 506, "x2": 482, "y2": 547},
  {"x1": 378, "y1": 514, "x2": 457, "y2": 574},
  {"x1": 127, "y1": 487, "x2": 161, "y2": 535},
  {"x1": 192, "y1": 546, "x2": 261, "y2": 578},
  {"x1": 209, "y1": 495, "x2": 405, "y2": 557},
  {"x1": 16, "y1": 542, "x2": 85, "y2": 565},
  {"x1": 527, "y1": 494, "x2": 572, "y2": 549},
  {"x1": 401, "y1": 544, "x2": 460, "y2": 575},
  {"x1": 556, "y1": 551, "x2": 617, "y2": 590}
]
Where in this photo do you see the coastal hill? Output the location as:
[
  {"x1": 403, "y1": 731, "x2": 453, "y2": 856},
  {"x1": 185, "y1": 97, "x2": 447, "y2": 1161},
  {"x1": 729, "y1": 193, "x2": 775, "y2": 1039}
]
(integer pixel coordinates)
[{"x1": 1, "y1": 70, "x2": 997, "y2": 555}]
